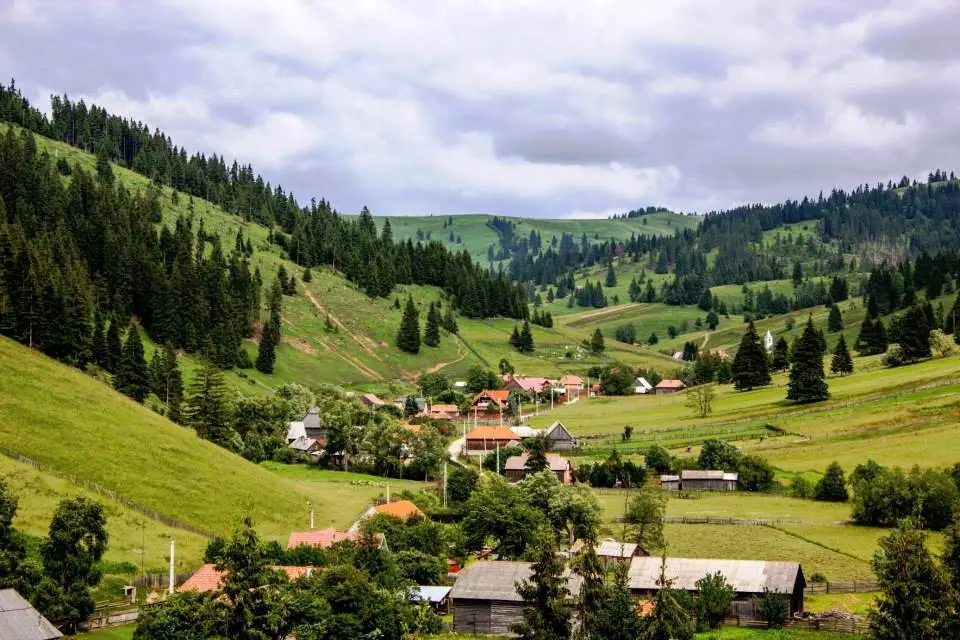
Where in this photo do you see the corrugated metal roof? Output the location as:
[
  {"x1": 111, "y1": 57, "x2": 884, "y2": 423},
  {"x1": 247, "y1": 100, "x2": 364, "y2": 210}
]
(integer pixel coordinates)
[
  {"x1": 286, "y1": 421, "x2": 306, "y2": 441},
  {"x1": 450, "y1": 561, "x2": 583, "y2": 602},
  {"x1": 0, "y1": 589, "x2": 62, "y2": 640},
  {"x1": 412, "y1": 586, "x2": 452, "y2": 603},
  {"x1": 596, "y1": 541, "x2": 639, "y2": 558},
  {"x1": 660, "y1": 475, "x2": 680, "y2": 482},
  {"x1": 628, "y1": 557, "x2": 803, "y2": 594},
  {"x1": 681, "y1": 470, "x2": 725, "y2": 480}
]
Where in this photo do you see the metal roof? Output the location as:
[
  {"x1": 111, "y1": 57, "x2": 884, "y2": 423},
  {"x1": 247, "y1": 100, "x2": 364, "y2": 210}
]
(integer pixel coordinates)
[
  {"x1": 628, "y1": 557, "x2": 804, "y2": 595},
  {"x1": 660, "y1": 475, "x2": 680, "y2": 482},
  {"x1": 0, "y1": 589, "x2": 62, "y2": 640},
  {"x1": 510, "y1": 426, "x2": 542, "y2": 439},
  {"x1": 412, "y1": 586, "x2": 452, "y2": 603},
  {"x1": 450, "y1": 561, "x2": 583, "y2": 602},
  {"x1": 681, "y1": 470, "x2": 725, "y2": 480},
  {"x1": 286, "y1": 421, "x2": 306, "y2": 441},
  {"x1": 595, "y1": 541, "x2": 640, "y2": 558},
  {"x1": 503, "y1": 453, "x2": 570, "y2": 472}
]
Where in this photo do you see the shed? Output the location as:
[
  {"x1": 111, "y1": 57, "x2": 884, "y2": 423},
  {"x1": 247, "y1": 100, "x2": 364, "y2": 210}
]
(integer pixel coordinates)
[
  {"x1": 633, "y1": 377, "x2": 653, "y2": 394},
  {"x1": 451, "y1": 561, "x2": 582, "y2": 635},
  {"x1": 544, "y1": 421, "x2": 578, "y2": 450},
  {"x1": 655, "y1": 380, "x2": 686, "y2": 394},
  {"x1": 571, "y1": 539, "x2": 648, "y2": 570},
  {"x1": 628, "y1": 557, "x2": 805, "y2": 617},
  {"x1": 679, "y1": 470, "x2": 738, "y2": 491},
  {"x1": 659, "y1": 474, "x2": 681, "y2": 491},
  {"x1": 503, "y1": 453, "x2": 573, "y2": 484},
  {"x1": 0, "y1": 589, "x2": 61, "y2": 640},
  {"x1": 411, "y1": 585, "x2": 453, "y2": 613}
]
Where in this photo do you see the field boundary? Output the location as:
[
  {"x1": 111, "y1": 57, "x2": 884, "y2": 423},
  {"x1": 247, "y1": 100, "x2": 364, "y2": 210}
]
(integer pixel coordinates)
[{"x1": 0, "y1": 447, "x2": 216, "y2": 539}]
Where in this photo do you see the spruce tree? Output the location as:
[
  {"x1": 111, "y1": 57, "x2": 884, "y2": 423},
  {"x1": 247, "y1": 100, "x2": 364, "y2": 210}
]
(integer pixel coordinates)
[
  {"x1": 827, "y1": 304, "x2": 843, "y2": 332},
  {"x1": 731, "y1": 321, "x2": 770, "y2": 391},
  {"x1": 105, "y1": 317, "x2": 123, "y2": 373},
  {"x1": 442, "y1": 308, "x2": 458, "y2": 334},
  {"x1": 510, "y1": 325, "x2": 522, "y2": 350},
  {"x1": 900, "y1": 305, "x2": 932, "y2": 361},
  {"x1": 787, "y1": 317, "x2": 828, "y2": 403},
  {"x1": 162, "y1": 344, "x2": 184, "y2": 423},
  {"x1": 255, "y1": 281, "x2": 281, "y2": 374},
  {"x1": 149, "y1": 350, "x2": 165, "y2": 398},
  {"x1": 518, "y1": 321, "x2": 535, "y2": 354},
  {"x1": 396, "y1": 295, "x2": 421, "y2": 354},
  {"x1": 573, "y1": 539, "x2": 605, "y2": 640},
  {"x1": 186, "y1": 362, "x2": 232, "y2": 446},
  {"x1": 512, "y1": 534, "x2": 573, "y2": 640},
  {"x1": 424, "y1": 302, "x2": 440, "y2": 347},
  {"x1": 91, "y1": 313, "x2": 107, "y2": 369},
  {"x1": 771, "y1": 337, "x2": 790, "y2": 371},
  {"x1": 115, "y1": 324, "x2": 149, "y2": 403},
  {"x1": 830, "y1": 334, "x2": 853, "y2": 376},
  {"x1": 943, "y1": 512, "x2": 960, "y2": 639},
  {"x1": 590, "y1": 328, "x2": 605, "y2": 354},
  {"x1": 605, "y1": 263, "x2": 617, "y2": 288},
  {"x1": 644, "y1": 556, "x2": 694, "y2": 640}
]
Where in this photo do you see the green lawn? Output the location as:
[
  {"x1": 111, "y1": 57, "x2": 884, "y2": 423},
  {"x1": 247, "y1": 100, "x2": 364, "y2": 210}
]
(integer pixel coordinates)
[{"x1": 77, "y1": 626, "x2": 136, "y2": 640}]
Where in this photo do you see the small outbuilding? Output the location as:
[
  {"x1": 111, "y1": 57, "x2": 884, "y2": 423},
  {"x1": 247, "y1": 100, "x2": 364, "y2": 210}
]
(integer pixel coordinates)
[
  {"x1": 411, "y1": 585, "x2": 452, "y2": 614},
  {"x1": 0, "y1": 589, "x2": 62, "y2": 640},
  {"x1": 659, "y1": 474, "x2": 681, "y2": 491},
  {"x1": 543, "y1": 421, "x2": 579, "y2": 451},
  {"x1": 633, "y1": 377, "x2": 654, "y2": 394},
  {"x1": 628, "y1": 557, "x2": 805, "y2": 617},
  {"x1": 451, "y1": 561, "x2": 582, "y2": 635},
  {"x1": 503, "y1": 453, "x2": 573, "y2": 484},
  {"x1": 655, "y1": 379, "x2": 686, "y2": 394},
  {"x1": 570, "y1": 539, "x2": 648, "y2": 570}
]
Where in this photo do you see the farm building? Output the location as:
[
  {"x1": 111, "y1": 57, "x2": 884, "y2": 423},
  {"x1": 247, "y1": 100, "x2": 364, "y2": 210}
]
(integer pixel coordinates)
[
  {"x1": 659, "y1": 474, "x2": 681, "y2": 491},
  {"x1": 570, "y1": 539, "x2": 648, "y2": 570},
  {"x1": 287, "y1": 528, "x2": 358, "y2": 549},
  {"x1": 375, "y1": 499, "x2": 425, "y2": 520},
  {"x1": 301, "y1": 406, "x2": 326, "y2": 441},
  {"x1": 360, "y1": 393, "x2": 385, "y2": 409},
  {"x1": 470, "y1": 389, "x2": 510, "y2": 413},
  {"x1": 465, "y1": 425, "x2": 518, "y2": 453},
  {"x1": 179, "y1": 564, "x2": 313, "y2": 593},
  {"x1": 411, "y1": 585, "x2": 452, "y2": 614},
  {"x1": 451, "y1": 561, "x2": 583, "y2": 635},
  {"x1": 503, "y1": 453, "x2": 573, "y2": 484},
  {"x1": 655, "y1": 379, "x2": 686, "y2": 394},
  {"x1": 0, "y1": 589, "x2": 61, "y2": 640},
  {"x1": 681, "y1": 470, "x2": 738, "y2": 491},
  {"x1": 504, "y1": 376, "x2": 552, "y2": 395},
  {"x1": 628, "y1": 557, "x2": 805, "y2": 617},
  {"x1": 288, "y1": 435, "x2": 323, "y2": 456},
  {"x1": 543, "y1": 421, "x2": 579, "y2": 451},
  {"x1": 633, "y1": 377, "x2": 654, "y2": 394}
]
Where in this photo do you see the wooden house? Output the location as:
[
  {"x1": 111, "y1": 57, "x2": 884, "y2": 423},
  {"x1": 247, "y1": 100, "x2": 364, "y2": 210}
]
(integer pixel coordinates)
[
  {"x1": 504, "y1": 376, "x2": 551, "y2": 396},
  {"x1": 679, "y1": 470, "x2": 738, "y2": 491},
  {"x1": 654, "y1": 379, "x2": 686, "y2": 394},
  {"x1": 470, "y1": 389, "x2": 510, "y2": 413},
  {"x1": 426, "y1": 403, "x2": 460, "y2": 420},
  {"x1": 503, "y1": 453, "x2": 573, "y2": 484},
  {"x1": 451, "y1": 561, "x2": 582, "y2": 635},
  {"x1": 543, "y1": 421, "x2": 578, "y2": 451},
  {"x1": 301, "y1": 406, "x2": 327, "y2": 441},
  {"x1": 628, "y1": 557, "x2": 805, "y2": 617},
  {"x1": 633, "y1": 377, "x2": 654, "y2": 394},
  {"x1": 465, "y1": 426, "x2": 518, "y2": 453},
  {"x1": 659, "y1": 474, "x2": 681, "y2": 491}
]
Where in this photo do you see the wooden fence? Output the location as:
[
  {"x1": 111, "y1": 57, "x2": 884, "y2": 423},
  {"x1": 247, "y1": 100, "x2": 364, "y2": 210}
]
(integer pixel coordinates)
[
  {"x1": 0, "y1": 446, "x2": 215, "y2": 539},
  {"x1": 806, "y1": 580, "x2": 880, "y2": 594},
  {"x1": 662, "y1": 515, "x2": 808, "y2": 526},
  {"x1": 730, "y1": 616, "x2": 870, "y2": 634},
  {"x1": 132, "y1": 571, "x2": 196, "y2": 591}
]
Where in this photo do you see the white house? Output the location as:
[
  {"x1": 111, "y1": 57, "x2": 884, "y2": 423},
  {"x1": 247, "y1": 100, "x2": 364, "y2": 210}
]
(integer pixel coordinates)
[
  {"x1": 633, "y1": 377, "x2": 654, "y2": 394},
  {"x1": 764, "y1": 330, "x2": 774, "y2": 352}
]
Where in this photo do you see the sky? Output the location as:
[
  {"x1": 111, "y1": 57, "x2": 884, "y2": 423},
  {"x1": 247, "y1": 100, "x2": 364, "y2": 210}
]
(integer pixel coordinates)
[{"x1": 2, "y1": 0, "x2": 960, "y2": 218}]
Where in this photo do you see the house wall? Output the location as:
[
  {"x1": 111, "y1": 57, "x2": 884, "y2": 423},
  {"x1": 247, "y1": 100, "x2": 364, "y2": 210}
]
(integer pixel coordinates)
[
  {"x1": 465, "y1": 438, "x2": 513, "y2": 452},
  {"x1": 655, "y1": 388, "x2": 679, "y2": 395},
  {"x1": 661, "y1": 481, "x2": 680, "y2": 491},
  {"x1": 547, "y1": 437, "x2": 576, "y2": 451},
  {"x1": 681, "y1": 479, "x2": 736, "y2": 491},
  {"x1": 505, "y1": 469, "x2": 525, "y2": 482},
  {"x1": 453, "y1": 599, "x2": 522, "y2": 635}
]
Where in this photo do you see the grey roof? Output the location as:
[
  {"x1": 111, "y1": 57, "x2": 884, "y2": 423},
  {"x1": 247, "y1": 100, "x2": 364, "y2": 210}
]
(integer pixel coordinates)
[
  {"x1": 289, "y1": 436, "x2": 319, "y2": 451},
  {"x1": 412, "y1": 585, "x2": 452, "y2": 603},
  {"x1": 503, "y1": 454, "x2": 570, "y2": 472},
  {"x1": 303, "y1": 406, "x2": 322, "y2": 431},
  {"x1": 596, "y1": 540, "x2": 640, "y2": 558},
  {"x1": 681, "y1": 470, "x2": 725, "y2": 480},
  {"x1": 628, "y1": 558, "x2": 804, "y2": 595},
  {"x1": 0, "y1": 589, "x2": 62, "y2": 640},
  {"x1": 660, "y1": 475, "x2": 680, "y2": 482},
  {"x1": 510, "y1": 426, "x2": 542, "y2": 439},
  {"x1": 286, "y1": 421, "x2": 306, "y2": 441},
  {"x1": 450, "y1": 561, "x2": 583, "y2": 602},
  {"x1": 545, "y1": 421, "x2": 575, "y2": 442}
]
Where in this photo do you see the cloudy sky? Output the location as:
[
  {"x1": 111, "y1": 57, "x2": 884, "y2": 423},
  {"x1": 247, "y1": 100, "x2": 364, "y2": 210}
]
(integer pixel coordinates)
[{"x1": 2, "y1": 0, "x2": 959, "y2": 218}]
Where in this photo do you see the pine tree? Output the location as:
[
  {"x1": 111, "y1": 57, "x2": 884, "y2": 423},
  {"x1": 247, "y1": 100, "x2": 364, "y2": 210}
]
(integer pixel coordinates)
[
  {"x1": 573, "y1": 539, "x2": 606, "y2": 640},
  {"x1": 900, "y1": 305, "x2": 932, "y2": 361},
  {"x1": 771, "y1": 337, "x2": 790, "y2": 371},
  {"x1": 605, "y1": 262, "x2": 617, "y2": 288},
  {"x1": 424, "y1": 302, "x2": 440, "y2": 347},
  {"x1": 114, "y1": 324, "x2": 149, "y2": 403},
  {"x1": 302, "y1": 267, "x2": 312, "y2": 283},
  {"x1": 813, "y1": 461, "x2": 849, "y2": 502},
  {"x1": 595, "y1": 560, "x2": 642, "y2": 640},
  {"x1": 105, "y1": 317, "x2": 123, "y2": 373},
  {"x1": 510, "y1": 325, "x2": 521, "y2": 350},
  {"x1": 644, "y1": 555, "x2": 695, "y2": 640},
  {"x1": 518, "y1": 321, "x2": 535, "y2": 354},
  {"x1": 149, "y1": 350, "x2": 165, "y2": 398},
  {"x1": 827, "y1": 304, "x2": 843, "y2": 332},
  {"x1": 512, "y1": 535, "x2": 573, "y2": 640},
  {"x1": 91, "y1": 313, "x2": 107, "y2": 369},
  {"x1": 162, "y1": 344, "x2": 184, "y2": 423},
  {"x1": 731, "y1": 321, "x2": 771, "y2": 391},
  {"x1": 787, "y1": 317, "x2": 829, "y2": 403},
  {"x1": 186, "y1": 362, "x2": 232, "y2": 446},
  {"x1": 442, "y1": 308, "x2": 458, "y2": 334},
  {"x1": 256, "y1": 280, "x2": 281, "y2": 373},
  {"x1": 792, "y1": 261, "x2": 803, "y2": 286},
  {"x1": 830, "y1": 334, "x2": 854, "y2": 376},
  {"x1": 396, "y1": 295, "x2": 421, "y2": 354},
  {"x1": 590, "y1": 328, "x2": 605, "y2": 354}
]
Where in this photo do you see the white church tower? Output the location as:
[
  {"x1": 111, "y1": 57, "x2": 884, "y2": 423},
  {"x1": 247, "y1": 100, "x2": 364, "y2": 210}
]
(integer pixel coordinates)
[{"x1": 764, "y1": 330, "x2": 774, "y2": 352}]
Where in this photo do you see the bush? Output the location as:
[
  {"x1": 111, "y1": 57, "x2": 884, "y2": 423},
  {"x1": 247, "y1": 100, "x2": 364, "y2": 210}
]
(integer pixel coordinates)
[
  {"x1": 756, "y1": 589, "x2": 789, "y2": 628},
  {"x1": 737, "y1": 455, "x2": 775, "y2": 492},
  {"x1": 882, "y1": 344, "x2": 907, "y2": 367},
  {"x1": 813, "y1": 462, "x2": 849, "y2": 502},
  {"x1": 645, "y1": 445, "x2": 672, "y2": 473},
  {"x1": 272, "y1": 446, "x2": 295, "y2": 464},
  {"x1": 790, "y1": 476, "x2": 812, "y2": 499}
]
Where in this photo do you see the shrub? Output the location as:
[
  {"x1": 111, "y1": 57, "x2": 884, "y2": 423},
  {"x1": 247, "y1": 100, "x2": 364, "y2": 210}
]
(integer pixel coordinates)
[
  {"x1": 790, "y1": 476, "x2": 812, "y2": 499},
  {"x1": 645, "y1": 445, "x2": 673, "y2": 473},
  {"x1": 813, "y1": 462, "x2": 849, "y2": 502},
  {"x1": 756, "y1": 589, "x2": 789, "y2": 628}
]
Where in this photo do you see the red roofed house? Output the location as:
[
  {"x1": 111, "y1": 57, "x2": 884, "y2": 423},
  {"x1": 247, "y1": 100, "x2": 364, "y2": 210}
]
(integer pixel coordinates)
[
  {"x1": 375, "y1": 499, "x2": 425, "y2": 520},
  {"x1": 426, "y1": 403, "x2": 460, "y2": 421},
  {"x1": 505, "y1": 376, "x2": 551, "y2": 395},
  {"x1": 655, "y1": 379, "x2": 686, "y2": 395},
  {"x1": 559, "y1": 374, "x2": 584, "y2": 398},
  {"x1": 360, "y1": 393, "x2": 385, "y2": 409},
  {"x1": 465, "y1": 425, "x2": 518, "y2": 453},
  {"x1": 179, "y1": 564, "x2": 312, "y2": 593},
  {"x1": 470, "y1": 389, "x2": 510, "y2": 414},
  {"x1": 287, "y1": 528, "x2": 357, "y2": 550}
]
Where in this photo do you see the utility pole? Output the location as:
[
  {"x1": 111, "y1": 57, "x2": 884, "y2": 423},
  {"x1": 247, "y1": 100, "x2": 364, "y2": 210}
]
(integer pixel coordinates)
[
  {"x1": 168, "y1": 540, "x2": 175, "y2": 595},
  {"x1": 443, "y1": 462, "x2": 448, "y2": 508}
]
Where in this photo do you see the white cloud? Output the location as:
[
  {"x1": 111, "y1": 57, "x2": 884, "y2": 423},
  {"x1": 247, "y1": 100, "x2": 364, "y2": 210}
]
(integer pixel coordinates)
[{"x1": 759, "y1": 100, "x2": 921, "y2": 150}]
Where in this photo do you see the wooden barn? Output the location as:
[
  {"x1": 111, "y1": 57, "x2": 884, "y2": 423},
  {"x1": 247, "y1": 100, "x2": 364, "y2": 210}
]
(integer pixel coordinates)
[
  {"x1": 503, "y1": 453, "x2": 573, "y2": 484},
  {"x1": 679, "y1": 469, "x2": 739, "y2": 491},
  {"x1": 451, "y1": 561, "x2": 582, "y2": 635},
  {"x1": 543, "y1": 421, "x2": 579, "y2": 451},
  {"x1": 628, "y1": 557, "x2": 805, "y2": 617}
]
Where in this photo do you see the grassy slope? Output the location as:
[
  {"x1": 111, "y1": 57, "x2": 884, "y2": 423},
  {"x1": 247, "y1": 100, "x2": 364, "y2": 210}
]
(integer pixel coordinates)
[{"x1": 0, "y1": 337, "x2": 414, "y2": 547}]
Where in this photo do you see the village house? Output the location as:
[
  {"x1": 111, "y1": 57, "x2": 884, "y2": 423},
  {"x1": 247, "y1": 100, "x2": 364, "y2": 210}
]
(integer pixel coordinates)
[
  {"x1": 426, "y1": 403, "x2": 460, "y2": 421},
  {"x1": 286, "y1": 420, "x2": 306, "y2": 443},
  {"x1": 633, "y1": 377, "x2": 654, "y2": 394},
  {"x1": 451, "y1": 561, "x2": 583, "y2": 635},
  {"x1": 301, "y1": 406, "x2": 326, "y2": 441},
  {"x1": 470, "y1": 389, "x2": 510, "y2": 414},
  {"x1": 288, "y1": 435, "x2": 323, "y2": 457},
  {"x1": 543, "y1": 421, "x2": 578, "y2": 451},
  {"x1": 559, "y1": 374, "x2": 584, "y2": 398},
  {"x1": 465, "y1": 425, "x2": 518, "y2": 453},
  {"x1": 504, "y1": 376, "x2": 552, "y2": 396},
  {"x1": 360, "y1": 393, "x2": 385, "y2": 409},
  {"x1": 503, "y1": 453, "x2": 574, "y2": 484},
  {"x1": 628, "y1": 557, "x2": 806, "y2": 617},
  {"x1": 375, "y1": 499, "x2": 425, "y2": 520},
  {"x1": 571, "y1": 539, "x2": 648, "y2": 570},
  {"x1": 286, "y1": 528, "x2": 358, "y2": 549},
  {"x1": 179, "y1": 564, "x2": 313, "y2": 593},
  {"x1": 655, "y1": 379, "x2": 686, "y2": 394},
  {"x1": 0, "y1": 589, "x2": 62, "y2": 640}
]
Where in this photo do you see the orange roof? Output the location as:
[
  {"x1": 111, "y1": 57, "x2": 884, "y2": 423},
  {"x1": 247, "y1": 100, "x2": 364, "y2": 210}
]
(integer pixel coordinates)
[
  {"x1": 287, "y1": 528, "x2": 357, "y2": 549},
  {"x1": 429, "y1": 404, "x2": 459, "y2": 414},
  {"x1": 559, "y1": 375, "x2": 583, "y2": 385},
  {"x1": 465, "y1": 425, "x2": 518, "y2": 441},
  {"x1": 402, "y1": 422, "x2": 422, "y2": 433},
  {"x1": 179, "y1": 564, "x2": 311, "y2": 593},
  {"x1": 472, "y1": 389, "x2": 509, "y2": 406},
  {"x1": 656, "y1": 379, "x2": 686, "y2": 388},
  {"x1": 374, "y1": 499, "x2": 425, "y2": 520}
]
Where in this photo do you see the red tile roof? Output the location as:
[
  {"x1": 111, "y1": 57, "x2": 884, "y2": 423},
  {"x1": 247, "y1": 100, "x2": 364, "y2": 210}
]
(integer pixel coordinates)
[
  {"x1": 465, "y1": 425, "x2": 518, "y2": 442},
  {"x1": 559, "y1": 375, "x2": 583, "y2": 385},
  {"x1": 374, "y1": 499, "x2": 425, "y2": 520},
  {"x1": 656, "y1": 379, "x2": 686, "y2": 388},
  {"x1": 179, "y1": 564, "x2": 311, "y2": 593},
  {"x1": 286, "y1": 528, "x2": 357, "y2": 549},
  {"x1": 429, "y1": 404, "x2": 459, "y2": 414},
  {"x1": 471, "y1": 389, "x2": 510, "y2": 408}
]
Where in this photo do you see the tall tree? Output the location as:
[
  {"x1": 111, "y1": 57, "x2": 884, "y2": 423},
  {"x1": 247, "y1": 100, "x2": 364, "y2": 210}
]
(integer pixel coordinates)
[
  {"x1": 90, "y1": 313, "x2": 107, "y2": 369},
  {"x1": 162, "y1": 344, "x2": 185, "y2": 422},
  {"x1": 572, "y1": 539, "x2": 605, "y2": 640},
  {"x1": 255, "y1": 280, "x2": 281, "y2": 374},
  {"x1": 595, "y1": 560, "x2": 642, "y2": 640},
  {"x1": 396, "y1": 295, "x2": 421, "y2": 354},
  {"x1": 900, "y1": 305, "x2": 932, "y2": 361},
  {"x1": 643, "y1": 556, "x2": 694, "y2": 640},
  {"x1": 512, "y1": 534, "x2": 573, "y2": 640},
  {"x1": 870, "y1": 521, "x2": 951, "y2": 640},
  {"x1": 830, "y1": 334, "x2": 854, "y2": 376},
  {"x1": 114, "y1": 324, "x2": 149, "y2": 402},
  {"x1": 623, "y1": 487, "x2": 666, "y2": 552},
  {"x1": 787, "y1": 317, "x2": 828, "y2": 403},
  {"x1": 590, "y1": 328, "x2": 605, "y2": 354},
  {"x1": 731, "y1": 321, "x2": 770, "y2": 391},
  {"x1": 814, "y1": 462, "x2": 849, "y2": 502},
  {"x1": 104, "y1": 317, "x2": 123, "y2": 373},
  {"x1": 186, "y1": 363, "x2": 233, "y2": 447},
  {"x1": 771, "y1": 337, "x2": 790, "y2": 371},
  {"x1": 423, "y1": 302, "x2": 440, "y2": 347},
  {"x1": 518, "y1": 321, "x2": 535, "y2": 354},
  {"x1": 827, "y1": 304, "x2": 843, "y2": 332},
  {"x1": 605, "y1": 263, "x2": 617, "y2": 288}
]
